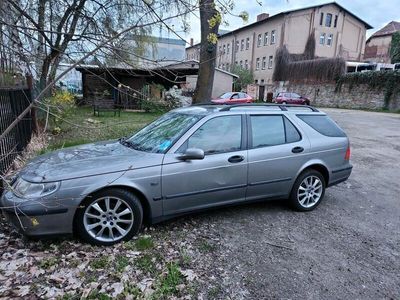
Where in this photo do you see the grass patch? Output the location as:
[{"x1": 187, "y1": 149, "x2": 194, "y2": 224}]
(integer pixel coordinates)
[
  {"x1": 41, "y1": 106, "x2": 161, "y2": 152},
  {"x1": 119, "y1": 282, "x2": 142, "y2": 299},
  {"x1": 179, "y1": 249, "x2": 191, "y2": 267},
  {"x1": 115, "y1": 255, "x2": 130, "y2": 273},
  {"x1": 198, "y1": 240, "x2": 216, "y2": 253},
  {"x1": 135, "y1": 236, "x2": 154, "y2": 251},
  {"x1": 39, "y1": 257, "x2": 59, "y2": 269},
  {"x1": 90, "y1": 256, "x2": 110, "y2": 269},
  {"x1": 136, "y1": 254, "x2": 157, "y2": 275},
  {"x1": 153, "y1": 262, "x2": 184, "y2": 298}
]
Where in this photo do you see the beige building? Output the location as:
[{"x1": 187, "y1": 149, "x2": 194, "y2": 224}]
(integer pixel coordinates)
[
  {"x1": 186, "y1": 2, "x2": 372, "y2": 98},
  {"x1": 364, "y1": 21, "x2": 400, "y2": 63}
]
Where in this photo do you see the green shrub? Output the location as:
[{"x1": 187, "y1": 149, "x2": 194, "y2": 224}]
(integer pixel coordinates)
[
  {"x1": 336, "y1": 70, "x2": 400, "y2": 109},
  {"x1": 41, "y1": 90, "x2": 76, "y2": 130}
]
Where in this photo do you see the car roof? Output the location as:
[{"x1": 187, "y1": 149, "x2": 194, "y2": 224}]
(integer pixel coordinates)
[{"x1": 173, "y1": 103, "x2": 322, "y2": 115}]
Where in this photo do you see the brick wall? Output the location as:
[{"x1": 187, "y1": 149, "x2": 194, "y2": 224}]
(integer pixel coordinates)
[{"x1": 267, "y1": 82, "x2": 400, "y2": 111}]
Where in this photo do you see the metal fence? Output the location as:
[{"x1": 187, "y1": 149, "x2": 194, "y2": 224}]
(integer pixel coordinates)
[{"x1": 0, "y1": 88, "x2": 33, "y2": 176}]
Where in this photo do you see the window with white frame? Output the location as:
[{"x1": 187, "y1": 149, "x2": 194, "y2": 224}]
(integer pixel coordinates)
[
  {"x1": 227, "y1": 43, "x2": 230, "y2": 54},
  {"x1": 264, "y1": 32, "x2": 269, "y2": 45},
  {"x1": 245, "y1": 60, "x2": 249, "y2": 70},
  {"x1": 236, "y1": 41, "x2": 239, "y2": 52},
  {"x1": 327, "y1": 34, "x2": 333, "y2": 46},
  {"x1": 268, "y1": 56, "x2": 273, "y2": 69},
  {"x1": 219, "y1": 46, "x2": 222, "y2": 53},
  {"x1": 257, "y1": 34, "x2": 262, "y2": 47},
  {"x1": 223, "y1": 45, "x2": 226, "y2": 54},
  {"x1": 319, "y1": 33, "x2": 326, "y2": 45},
  {"x1": 246, "y1": 37, "x2": 250, "y2": 49},
  {"x1": 256, "y1": 58, "x2": 260, "y2": 70},
  {"x1": 271, "y1": 30, "x2": 276, "y2": 44},
  {"x1": 241, "y1": 39, "x2": 244, "y2": 51},
  {"x1": 262, "y1": 57, "x2": 266, "y2": 70}
]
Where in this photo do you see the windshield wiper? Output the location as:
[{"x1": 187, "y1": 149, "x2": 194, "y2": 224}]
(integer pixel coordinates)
[{"x1": 119, "y1": 138, "x2": 150, "y2": 152}]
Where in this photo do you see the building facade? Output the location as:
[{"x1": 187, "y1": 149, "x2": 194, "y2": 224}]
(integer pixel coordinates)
[
  {"x1": 364, "y1": 21, "x2": 400, "y2": 63},
  {"x1": 186, "y1": 2, "x2": 372, "y2": 91}
]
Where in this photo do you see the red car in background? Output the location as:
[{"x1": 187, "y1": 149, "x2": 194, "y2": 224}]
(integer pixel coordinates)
[
  {"x1": 211, "y1": 92, "x2": 253, "y2": 104},
  {"x1": 274, "y1": 92, "x2": 310, "y2": 105}
]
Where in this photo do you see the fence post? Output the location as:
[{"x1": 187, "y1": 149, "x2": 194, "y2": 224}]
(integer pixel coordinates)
[{"x1": 26, "y1": 75, "x2": 38, "y2": 133}]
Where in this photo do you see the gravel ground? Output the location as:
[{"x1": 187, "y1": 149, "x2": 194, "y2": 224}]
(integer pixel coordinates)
[{"x1": 1, "y1": 108, "x2": 399, "y2": 299}]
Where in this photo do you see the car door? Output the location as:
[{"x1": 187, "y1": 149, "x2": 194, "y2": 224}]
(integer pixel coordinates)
[
  {"x1": 246, "y1": 113, "x2": 310, "y2": 200},
  {"x1": 161, "y1": 114, "x2": 248, "y2": 216},
  {"x1": 229, "y1": 93, "x2": 241, "y2": 104},
  {"x1": 291, "y1": 93, "x2": 302, "y2": 104}
]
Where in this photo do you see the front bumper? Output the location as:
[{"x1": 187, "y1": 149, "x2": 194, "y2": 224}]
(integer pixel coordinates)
[{"x1": 0, "y1": 190, "x2": 74, "y2": 236}]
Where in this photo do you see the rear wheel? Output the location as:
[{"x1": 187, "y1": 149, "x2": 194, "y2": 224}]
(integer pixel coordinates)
[
  {"x1": 289, "y1": 169, "x2": 325, "y2": 211},
  {"x1": 75, "y1": 188, "x2": 143, "y2": 245}
]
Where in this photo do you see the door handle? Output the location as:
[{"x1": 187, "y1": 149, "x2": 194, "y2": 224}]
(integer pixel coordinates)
[
  {"x1": 292, "y1": 146, "x2": 304, "y2": 153},
  {"x1": 228, "y1": 155, "x2": 244, "y2": 163}
]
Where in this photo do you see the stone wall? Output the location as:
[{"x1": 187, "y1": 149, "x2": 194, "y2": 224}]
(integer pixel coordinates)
[{"x1": 265, "y1": 82, "x2": 400, "y2": 111}]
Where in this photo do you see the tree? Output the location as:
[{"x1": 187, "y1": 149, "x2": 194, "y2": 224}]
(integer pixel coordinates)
[
  {"x1": 230, "y1": 65, "x2": 253, "y2": 91},
  {"x1": 390, "y1": 32, "x2": 400, "y2": 64},
  {"x1": 0, "y1": 0, "x2": 191, "y2": 93},
  {"x1": 192, "y1": 0, "x2": 220, "y2": 103}
]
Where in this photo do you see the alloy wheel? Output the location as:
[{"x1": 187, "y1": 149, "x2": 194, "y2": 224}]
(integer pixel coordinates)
[
  {"x1": 297, "y1": 175, "x2": 323, "y2": 208},
  {"x1": 83, "y1": 196, "x2": 134, "y2": 242}
]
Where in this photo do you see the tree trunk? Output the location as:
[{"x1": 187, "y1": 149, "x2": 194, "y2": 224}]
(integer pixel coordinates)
[{"x1": 192, "y1": 0, "x2": 219, "y2": 104}]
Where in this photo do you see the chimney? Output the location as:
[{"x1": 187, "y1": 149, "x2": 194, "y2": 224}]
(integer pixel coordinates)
[
  {"x1": 257, "y1": 13, "x2": 269, "y2": 22},
  {"x1": 190, "y1": 38, "x2": 194, "y2": 46}
]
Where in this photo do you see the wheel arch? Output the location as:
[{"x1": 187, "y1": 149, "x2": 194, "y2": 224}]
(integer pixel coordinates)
[
  {"x1": 296, "y1": 161, "x2": 330, "y2": 186},
  {"x1": 73, "y1": 184, "x2": 153, "y2": 233}
]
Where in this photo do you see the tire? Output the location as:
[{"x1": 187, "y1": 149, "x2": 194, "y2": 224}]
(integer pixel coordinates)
[
  {"x1": 75, "y1": 188, "x2": 143, "y2": 246},
  {"x1": 289, "y1": 169, "x2": 325, "y2": 211}
]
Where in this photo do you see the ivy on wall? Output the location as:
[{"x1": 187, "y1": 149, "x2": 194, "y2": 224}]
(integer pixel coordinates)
[
  {"x1": 390, "y1": 32, "x2": 400, "y2": 64},
  {"x1": 336, "y1": 70, "x2": 400, "y2": 109}
]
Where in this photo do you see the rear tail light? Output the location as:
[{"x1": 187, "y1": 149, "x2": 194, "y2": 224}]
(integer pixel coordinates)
[{"x1": 345, "y1": 145, "x2": 351, "y2": 160}]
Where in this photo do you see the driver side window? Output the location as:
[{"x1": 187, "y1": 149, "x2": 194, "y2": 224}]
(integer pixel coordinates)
[{"x1": 178, "y1": 116, "x2": 242, "y2": 155}]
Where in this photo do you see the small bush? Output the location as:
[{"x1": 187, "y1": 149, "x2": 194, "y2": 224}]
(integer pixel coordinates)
[{"x1": 41, "y1": 90, "x2": 76, "y2": 130}]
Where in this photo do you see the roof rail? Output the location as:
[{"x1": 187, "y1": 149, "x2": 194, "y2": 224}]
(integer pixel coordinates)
[{"x1": 218, "y1": 103, "x2": 319, "y2": 112}]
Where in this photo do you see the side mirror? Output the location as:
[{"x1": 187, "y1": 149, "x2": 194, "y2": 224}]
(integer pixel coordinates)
[{"x1": 178, "y1": 148, "x2": 205, "y2": 160}]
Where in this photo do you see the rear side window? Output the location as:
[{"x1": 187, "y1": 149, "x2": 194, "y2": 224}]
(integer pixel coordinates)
[
  {"x1": 297, "y1": 115, "x2": 346, "y2": 137},
  {"x1": 250, "y1": 115, "x2": 301, "y2": 148}
]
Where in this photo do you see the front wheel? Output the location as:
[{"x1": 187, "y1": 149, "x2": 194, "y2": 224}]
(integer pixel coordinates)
[
  {"x1": 75, "y1": 188, "x2": 143, "y2": 245},
  {"x1": 289, "y1": 169, "x2": 325, "y2": 211}
]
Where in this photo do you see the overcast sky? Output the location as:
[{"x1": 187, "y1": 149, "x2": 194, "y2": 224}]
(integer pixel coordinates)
[{"x1": 168, "y1": 0, "x2": 400, "y2": 45}]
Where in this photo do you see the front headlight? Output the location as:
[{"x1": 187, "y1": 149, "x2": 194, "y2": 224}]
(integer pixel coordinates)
[{"x1": 13, "y1": 178, "x2": 60, "y2": 199}]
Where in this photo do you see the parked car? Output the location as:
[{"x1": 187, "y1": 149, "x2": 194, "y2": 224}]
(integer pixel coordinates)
[
  {"x1": 211, "y1": 92, "x2": 253, "y2": 104},
  {"x1": 1, "y1": 104, "x2": 352, "y2": 246},
  {"x1": 274, "y1": 92, "x2": 310, "y2": 105}
]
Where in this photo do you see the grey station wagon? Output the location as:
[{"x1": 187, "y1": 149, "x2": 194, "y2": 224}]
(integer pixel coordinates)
[{"x1": 1, "y1": 104, "x2": 352, "y2": 245}]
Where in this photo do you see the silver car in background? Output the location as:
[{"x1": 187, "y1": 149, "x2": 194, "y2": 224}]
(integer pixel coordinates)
[{"x1": 1, "y1": 104, "x2": 352, "y2": 245}]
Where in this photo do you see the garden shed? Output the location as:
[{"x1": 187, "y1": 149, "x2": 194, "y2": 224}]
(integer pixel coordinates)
[{"x1": 76, "y1": 61, "x2": 237, "y2": 109}]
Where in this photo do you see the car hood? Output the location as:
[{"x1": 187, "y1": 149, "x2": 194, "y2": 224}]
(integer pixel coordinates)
[{"x1": 19, "y1": 140, "x2": 164, "y2": 183}]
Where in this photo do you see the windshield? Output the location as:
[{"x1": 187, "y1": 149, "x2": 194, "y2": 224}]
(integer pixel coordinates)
[
  {"x1": 123, "y1": 112, "x2": 203, "y2": 153},
  {"x1": 218, "y1": 92, "x2": 232, "y2": 99}
]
